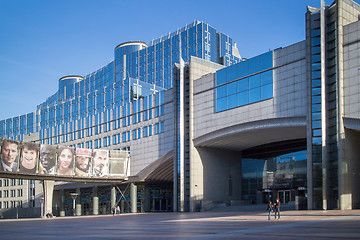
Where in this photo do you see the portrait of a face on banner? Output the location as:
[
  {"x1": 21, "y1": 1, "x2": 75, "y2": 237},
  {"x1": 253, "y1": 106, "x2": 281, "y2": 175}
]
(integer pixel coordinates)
[
  {"x1": 75, "y1": 148, "x2": 92, "y2": 177},
  {"x1": 0, "y1": 139, "x2": 20, "y2": 172},
  {"x1": 92, "y1": 149, "x2": 109, "y2": 177},
  {"x1": 19, "y1": 142, "x2": 39, "y2": 174},
  {"x1": 39, "y1": 144, "x2": 57, "y2": 175},
  {"x1": 56, "y1": 146, "x2": 74, "y2": 176}
]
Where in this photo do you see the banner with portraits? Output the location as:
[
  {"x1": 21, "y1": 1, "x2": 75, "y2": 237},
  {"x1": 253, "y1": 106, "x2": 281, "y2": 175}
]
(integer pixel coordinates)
[{"x1": 0, "y1": 138, "x2": 130, "y2": 178}]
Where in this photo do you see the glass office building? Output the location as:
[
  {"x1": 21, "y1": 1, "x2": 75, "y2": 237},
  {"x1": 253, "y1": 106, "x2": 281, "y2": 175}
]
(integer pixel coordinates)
[
  {"x1": 1, "y1": 0, "x2": 360, "y2": 217},
  {"x1": 0, "y1": 21, "x2": 240, "y2": 144}
]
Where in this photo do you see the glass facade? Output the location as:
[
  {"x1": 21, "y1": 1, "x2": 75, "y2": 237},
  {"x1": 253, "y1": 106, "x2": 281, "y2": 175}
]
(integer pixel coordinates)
[
  {"x1": 241, "y1": 150, "x2": 307, "y2": 204},
  {"x1": 215, "y1": 51, "x2": 273, "y2": 112},
  {"x1": 309, "y1": 11, "x2": 323, "y2": 210},
  {"x1": 0, "y1": 21, "x2": 240, "y2": 147}
]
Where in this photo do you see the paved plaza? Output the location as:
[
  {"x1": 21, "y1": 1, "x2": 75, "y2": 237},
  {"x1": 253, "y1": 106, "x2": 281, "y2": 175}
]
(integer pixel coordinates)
[{"x1": 0, "y1": 209, "x2": 359, "y2": 239}]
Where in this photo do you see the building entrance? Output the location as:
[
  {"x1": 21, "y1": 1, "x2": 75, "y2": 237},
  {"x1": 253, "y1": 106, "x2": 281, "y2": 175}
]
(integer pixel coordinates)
[
  {"x1": 241, "y1": 149, "x2": 307, "y2": 205},
  {"x1": 278, "y1": 190, "x2": 291, "y2": 204}
]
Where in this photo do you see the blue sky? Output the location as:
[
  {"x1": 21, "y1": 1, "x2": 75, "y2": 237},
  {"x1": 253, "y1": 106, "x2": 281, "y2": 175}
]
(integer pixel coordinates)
[{"x1": 0, "y1": 0, "x2": 358, "y2": 120}]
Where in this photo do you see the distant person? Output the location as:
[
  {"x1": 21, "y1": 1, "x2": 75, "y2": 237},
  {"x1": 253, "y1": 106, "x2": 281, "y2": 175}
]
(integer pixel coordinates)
[
  {"x1": 19, "y1": 142, "x2": 39, "y2": 174},
  {"x1": 57, "y1": 147, "x2": 74, "y2": 176},
  {"x1": 116, "y1": 205, "x2": 120, "y2": 214},
  {"x1": 75, "y1": 148, "x2": 92, "y2": 176},
  {"x1": 39, "y1": 145, "x2": 57, "y2": 174},
  {"x1": 46, "y1": 212, "x2": 54, "y2": 218},
  {"x1": 112, "y1": 206, "x2": 115, "y2": 216},
  {"x1": 274, "y1": 198, "x2": 280, "y2": 220},
  {"x1": 267, "y1": 201, "x2": 273, "y2": 220},
  {"x1": 92, "y1": 149, "x2": 109, "y2": 177},
  {"x1": 0, "y1": 139, "x2": 19, "y2": 172}
]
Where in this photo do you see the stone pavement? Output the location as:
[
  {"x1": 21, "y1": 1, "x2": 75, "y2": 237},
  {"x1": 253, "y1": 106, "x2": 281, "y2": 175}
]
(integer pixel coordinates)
[{"x1": 0, "y1": 209, "x2": 359, "y2": 239}]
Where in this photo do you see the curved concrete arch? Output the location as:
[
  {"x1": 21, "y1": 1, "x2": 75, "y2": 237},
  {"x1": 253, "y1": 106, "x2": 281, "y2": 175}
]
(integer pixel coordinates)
[{"x1": 193, "y1": 116, "x2": 307, "y2": 151}]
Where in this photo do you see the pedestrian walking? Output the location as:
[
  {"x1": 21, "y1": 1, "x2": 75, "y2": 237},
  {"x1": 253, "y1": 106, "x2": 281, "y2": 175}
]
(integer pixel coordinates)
[
  {"x1": 274, "y1": 198, "x2": 280, "y2": 220},
  {"x1": 112, "y1": 206, "x2": 115, "y2": 216},
  {"x1": 266, "y1": 201, "x2": 273, "y2": 220}
]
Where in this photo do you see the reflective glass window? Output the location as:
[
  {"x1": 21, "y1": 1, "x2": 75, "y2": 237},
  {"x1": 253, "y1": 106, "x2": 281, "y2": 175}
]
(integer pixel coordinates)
[
  {"x1": 312, "y1": 95, "x2": 321, "y2": 104},
  {"x1": 216, "y1": 68, "x2": 227, "y2": 85},
  {"x1": 261, "y1": 52, "x2": 273, "y2": 69},
  {"x1": 312, "y1": 112, "x2": 321, "y2": 120},
  {"x1": 227, "y1": 64, "x2": 238, "y2": 82},
  {"x1": 236, "y1": 61, "x2": 249, "y2": 79},
  {"x1": 216, "y1": 98, "x2": 227, "y2": 112},
  {"x1": 312, "y1": 120, "x2": 321, "y2": 129},
  {"x1": 261, "y1": 83, "x2": 273, "y2": 100},
  {"x1": 227, "y1": 82, "x2": 237, "y2": 96},
  {"x1": 312, "y1": 46, "x2": 321, "y2": 54},
  {"x1": 261, "y1": 70, "x2": 273, "y2": 85},
  {"x1": 228, "y1": 94, "x2": 237, "y2": 109},
  {"x1": 249, "y1": 87, "x2": 261, "y2": 103},
  {"x1": 248, "y1": 55, "x2": 261, "y2": 74},
  {"x1": 237, "y1": 78, "x2": 248, "y2": 92},
  {"x1": 312, "y1": 87, "x2": 321, "y2": 96},
  {"x1": 312, "y1": 137, "x2": 321, "y2": 145},
  {"x1": 216, "y1": 85, "x2": 227, "y2": 99},
  {"x1": 237, "y1": 91, "x2": 249, "y2": 106},
  {"x1": 312, "y1": 79, "x2": 321, "y2": 87},
  {"x1": 311, "y1": 63, "x2": 321, "y2": 71},
  {"x1": 215, "y1": 53, "x2": 273, "y2": 112},
  {"x1": 249, "y1": 75, "x2": 261, "y2": 89},
  {"x1": 313, "y1": 129, "x2": 322, "y2": 137}
]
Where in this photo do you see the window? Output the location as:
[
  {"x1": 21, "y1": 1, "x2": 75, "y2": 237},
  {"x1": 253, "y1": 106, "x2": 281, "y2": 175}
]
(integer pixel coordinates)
[
  {"x1": 160, "y1": 122, "x2": 164, "y2": 133},
  {"x1": 149, "y1": 125, "x2": 153, "y2": 136},
  {"x1": 143, "y1": 126, "x2": 148, "y2": 137},
  {"x1": 215, "y1": 52, "x2": 273, "y2": 112}
]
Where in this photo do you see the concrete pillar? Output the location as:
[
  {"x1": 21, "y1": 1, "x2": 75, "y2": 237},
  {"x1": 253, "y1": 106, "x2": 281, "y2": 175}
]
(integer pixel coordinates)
[
  {"x1": 75, "y1": 188, "x2": 81, "y2": 216},
  {"x1": 42, "y1": 180, "x2": 55, "y2": 217},
  {"x1": 93, "y1": 186, "x2": 99, "y2": 215},
  {"x1": 76, "y1": 203, "x2": 82, "y2": 216},
  {"x1": 130, "y1": 183, "x2": 137, "y2": 213},
  {"x1": 60, "y1": 189, "x2": 65, "y2": 217},
  {"x1": 111, "y1": 186, "x2": 116, "y2": 209}
]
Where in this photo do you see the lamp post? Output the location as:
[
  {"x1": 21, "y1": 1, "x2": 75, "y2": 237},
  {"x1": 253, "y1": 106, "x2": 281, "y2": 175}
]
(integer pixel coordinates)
[
  {"x1": 40, "y1": 197, "x2": 44, "y2": 218},
  {"x1": 16, "y1": 200, "x2": 21, "y2": 219},
  {"x1": 70, "y1": 193, "x2": 79, "y2": 216}
]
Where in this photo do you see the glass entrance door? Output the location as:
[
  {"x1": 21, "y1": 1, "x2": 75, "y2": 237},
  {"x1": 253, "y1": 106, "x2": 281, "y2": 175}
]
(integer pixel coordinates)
[{"x1": 278, "y1": 190, "x2": 291, "y2": 203}]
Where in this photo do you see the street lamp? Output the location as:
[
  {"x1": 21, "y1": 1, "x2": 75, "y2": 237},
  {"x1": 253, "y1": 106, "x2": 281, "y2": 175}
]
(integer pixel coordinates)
[
  {"x1": 16, "y1": 200, "x2": 21, "y2": 219},
  {"x1": 40, "y1": 197, "x2": 44, "y2": 218},
  {"x1": 70, "y1": 193, "x2": 79, "y2": 216}
]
